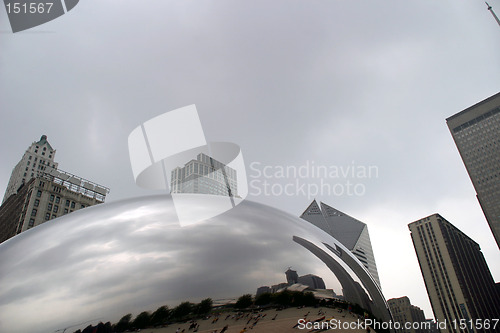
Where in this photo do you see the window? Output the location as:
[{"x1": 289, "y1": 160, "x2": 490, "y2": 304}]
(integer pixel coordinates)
[
  {"x1": 28, "y1": 219, "x2": 35, "y2": 227},
  {"x1": 45, "y1": 213, "x2": 50, "y2": 220},
  {"x1": 65, "y1": 200, "x2": 70, "y2": 207},
  {"x1": 53, "y1": 205, "x2": 58, "y2": 213},
  {"x1": 81, "y1": 204, "x2": 85, "y2": 209},
  {"x1": 71, "y1": 202, "x2": 75, "y2": 209},
  {"x1": 50, "y1": 194, "x2": 54, "y2": 202},
  {"x1": 52, "y1": 214, "x2": 56, "y2": 219},
  {"x1": 34, "y1": 199, "x2": 39, "y2": 207},
  {"x1": 55, "y1": 196, "x2": 60, "y2": 204},
  {"x1": 37, "y1": 190, "x2": 42, "y2": 197},
  {"x1": 47, "y1": 203, "x2": 52, "y2": 211},
  {"x1": 31, "y1": 209, "x2": 37, "y2": 216}
]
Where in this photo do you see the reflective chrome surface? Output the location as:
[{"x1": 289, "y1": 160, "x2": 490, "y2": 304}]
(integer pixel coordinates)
[{"x1": 0, "y1": 195, "x2": 391, "y2": 333}]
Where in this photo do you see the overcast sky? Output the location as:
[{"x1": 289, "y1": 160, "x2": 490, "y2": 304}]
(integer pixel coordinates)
[{"x1": 1, "y1": 0, "x2": 499, "y2": 324}]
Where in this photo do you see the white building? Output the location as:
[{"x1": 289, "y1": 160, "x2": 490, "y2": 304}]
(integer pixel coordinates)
[
  {"x1": 3, "y1": 135, "x2": 58, "y2": 204},
  {"x1": 300, "y1": 200, "x2": 381, "y2": 289},
  {"x1": 0, "y1": 135, "x2": 109, "y2": 243},
  {"x1": 170, "y1": 153, "x2": 238, "y2": 197}
]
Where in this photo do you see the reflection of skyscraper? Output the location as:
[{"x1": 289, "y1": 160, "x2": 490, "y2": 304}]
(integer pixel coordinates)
[
  {"x1": 446, "y1": 92, "x2": 500, "y2": 249},
  {"x1": 300, "y1": 200, "x2": 381, "y2": 289},
  {"x1": 285, "y1": 267, "x2": 298, "y2": 285},
  {"x1": 297, "y1": 274, "x2": 326, "y2": 290},
  {"x1": 409, "y1": 214, "x2": 500, "y2": 332},
  {"x1": 170, "y1": 153, "x2": 238, "y2": 197}
]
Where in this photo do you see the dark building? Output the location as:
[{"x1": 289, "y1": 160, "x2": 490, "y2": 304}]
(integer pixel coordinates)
[
  {"x1": 409, "y1": 214, "x2": 500, "y2": 333},
  {"x1": 0, "y1": 179, "x2": 35, "y2": 243},
  {"x1": 297, "y1": 274, "x2": 326, "y2": 290},
  {"x1": 285, "y1": 267, "x2": 298, "y2": 285},
  {"x1": 446, "y1": 92, "x2": 500, "y2": 249}
]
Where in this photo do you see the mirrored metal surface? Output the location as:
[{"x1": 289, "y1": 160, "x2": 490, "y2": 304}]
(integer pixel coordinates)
[{"x1": 0, "y1": 195, "x2": 392, "y2": 333}]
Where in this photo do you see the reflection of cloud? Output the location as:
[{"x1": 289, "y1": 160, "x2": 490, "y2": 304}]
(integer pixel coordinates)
[{"x1": 0, "y1": 195, "x2": 365, "y2": 333}]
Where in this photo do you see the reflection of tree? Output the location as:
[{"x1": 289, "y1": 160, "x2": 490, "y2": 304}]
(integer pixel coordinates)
[
  {"x1": 75, "y1": 291, "x2": 385, "y2": 333},
  {"x1": 114, "y1": 314, "x2": 132, "y2": 332},
  {"x1": 132, "y1": 311, "x2": 151, "y2": 329},
  {"x1": 235, "y1": 294, "x2": 253, "y2": 309},
  {"x1": 172, "y1": 301, "x2": 194, "y2": 320},
  {"x1": 255, "y1": 291, "x2": 316, "y2": 307},
  {"x1": 254, "y1": 292, "x2": 272, "y2": 306},
  {"x1": 150, "y1": 305, "x2": 169, "y2": 326},
  {"x1": 196, "y1": 298, "x2": 213, "y2": 315}
]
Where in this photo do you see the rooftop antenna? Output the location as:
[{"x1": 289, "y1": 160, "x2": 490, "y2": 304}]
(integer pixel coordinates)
[{"x1": 486, "y1": 2, "x2": 500, "y2": 27}]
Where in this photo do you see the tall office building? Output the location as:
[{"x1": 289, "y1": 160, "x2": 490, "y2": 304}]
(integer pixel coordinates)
[
  {"x1": 387, "y1": 296, "x2": 426, "y2": 333},
  {"x1": 2, "y1": 135, "x2": 58, "y2": 204},
  {"x1": 170, "y1": 153, "x2": 238, "y2": 197},
  {"x1": 0, "y1": 135, "x2": 109, "y2": 243},
  {"x1": 300, "y1": 200, "x2": 381, "y2": 289},
  {"x1": 446, "y1": 92, "x2": 500, "y2": 248},
  {"x1": 409, "y1": 214, "x2": 500, "y2": 333},
  {"x1": 285, "y1": 267, "x2": 298, "y2": 285}
]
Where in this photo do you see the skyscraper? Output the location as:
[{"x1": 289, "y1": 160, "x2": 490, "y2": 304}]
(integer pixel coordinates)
[
  {"x1": 0, "y1": 135, "x2": 109, "y2": 243},
  {"x1": 409, "y1": 214, "x2": 500, "y2": 333},
  {"x1": 387, "y1": 296, "x2": 426, "y2": 333},
  {"x1": 446, "y1": 92, "x2": 500, "y2": 248},
  {"x1": 170, "y1": 153, "x2": 238, "y2": 197},
  {"x1": 285, "y1": 267, "x2": 298, "y2": 285},
  {"x1": 300, "y1": 200, "x2": 381, "y2": 289},
  {"x1": 2, "y1": 135, "x2": 58, "y2": 204}
]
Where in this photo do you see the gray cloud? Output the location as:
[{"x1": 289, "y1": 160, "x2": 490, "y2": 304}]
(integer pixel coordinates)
[{"x1": 0, "y1": 0, "x2": 499, "y2": 326}]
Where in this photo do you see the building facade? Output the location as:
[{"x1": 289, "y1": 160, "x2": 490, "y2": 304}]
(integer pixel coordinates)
[
  {"x1": 300, "y1": 200, "x2": 381, "y2": 289},
  {"x1": 0, "y1": 136, "x2": 109, "y2": 244},
  {"x1": 387, "y1": 296, "x2": 427, "y2": 333},
  {"x1": 297, "y1": 274, "x2": 326, "y2": 290},
  {"x1": 2, "y1": 135, "x2": 58, "y2": 204},
  {"x1": 446, "y1": 92, "x2": 500, "y2": 248},
  {"x1": 409, "y1": 214, "x2": 500, "y2": 333},
  {"x1": 170, "y1": 153, "x2": 238, "y2": 197}
]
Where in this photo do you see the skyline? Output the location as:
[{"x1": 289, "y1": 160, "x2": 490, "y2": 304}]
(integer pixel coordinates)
[{"x1": 1, "y1": 0, "x2": 499, "y2": 322}]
